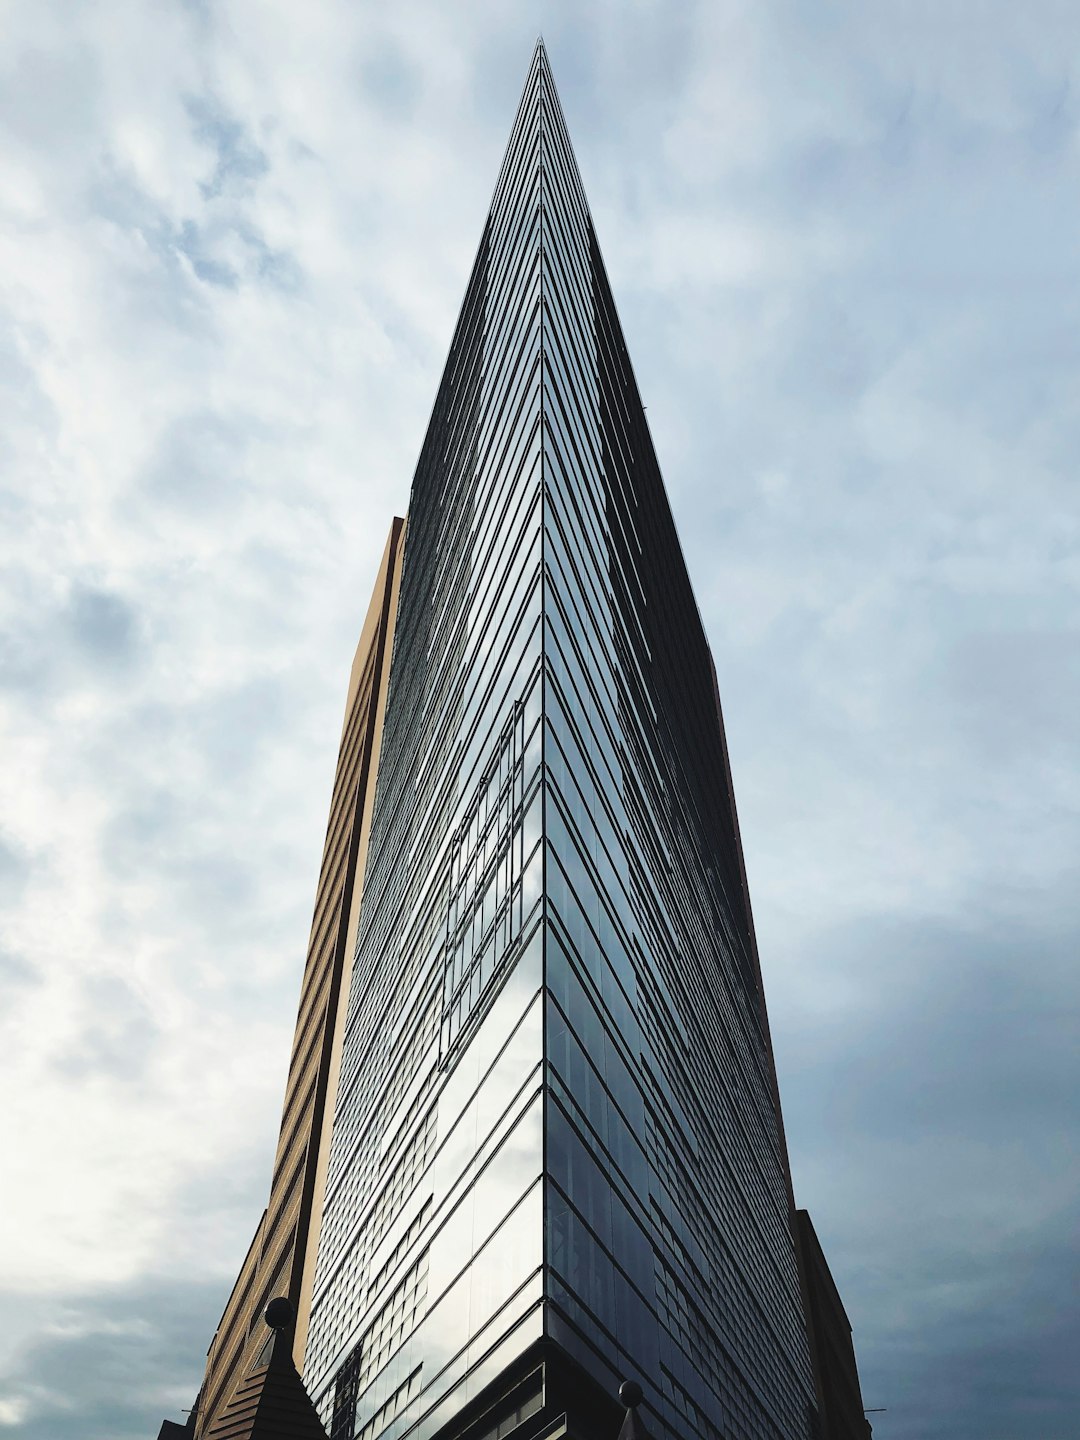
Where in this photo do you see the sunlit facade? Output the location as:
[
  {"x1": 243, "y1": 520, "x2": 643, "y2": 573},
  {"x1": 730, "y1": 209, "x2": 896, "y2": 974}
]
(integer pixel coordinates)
[
  {"x1": 188, "y1": 519, "x2": 405, "y2": 1440},
  {"x1": 304, "y1": 43, "x2": 821, "y2": 1440}
]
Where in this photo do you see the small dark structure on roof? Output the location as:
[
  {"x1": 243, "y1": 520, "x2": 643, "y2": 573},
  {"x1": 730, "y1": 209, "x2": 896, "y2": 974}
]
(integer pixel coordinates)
[{"x1": 158, "y1": 1298, "x2": 327, "y2": 1440}]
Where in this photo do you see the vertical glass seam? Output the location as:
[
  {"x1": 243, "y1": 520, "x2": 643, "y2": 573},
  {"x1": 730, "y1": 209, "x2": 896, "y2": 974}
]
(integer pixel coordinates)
[{"x1": 537, "y1": 49, "x2": 549, "y2": 1334}]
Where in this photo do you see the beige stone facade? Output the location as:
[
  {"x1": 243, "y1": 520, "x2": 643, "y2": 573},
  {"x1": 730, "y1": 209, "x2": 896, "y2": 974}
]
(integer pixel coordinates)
[{"x1": 194, "y1": 518, "x2": 405, "y2": 1438}]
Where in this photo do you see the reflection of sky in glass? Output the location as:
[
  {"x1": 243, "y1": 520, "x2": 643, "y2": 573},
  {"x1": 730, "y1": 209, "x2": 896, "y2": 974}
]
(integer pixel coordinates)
[
  {"x1": 309, "y1": 44, "x2": 818, "y2": 1440},
  {"x1": 307, "y1": 47, "x2": 550, "y2": 1440}
]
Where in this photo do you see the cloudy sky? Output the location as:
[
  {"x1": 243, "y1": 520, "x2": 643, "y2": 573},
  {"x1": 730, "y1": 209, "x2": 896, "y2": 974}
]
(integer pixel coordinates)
[{"x1": 1, "y1": 3, "x2": 1078, "y2": 1437}]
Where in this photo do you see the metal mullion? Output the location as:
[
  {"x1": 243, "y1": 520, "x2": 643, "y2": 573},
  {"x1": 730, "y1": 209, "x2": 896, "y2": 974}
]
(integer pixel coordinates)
[
  {"x1": 478, "y1": 267, "x2": 540, "y2": 444},
  {"x1": 491, "y1": 136, "x2": 540, "y2": 268},
  {"x1": 476, "y1": 359, "x2": 541, "y2": 510},
  {"x1": 478, "y1": 403, "x2": 541, "y2": 551},
  {"x1": 546, "y1": 249, "x2": 595, "y2": 396},
  {"x1": 437, "y1": 350, "x2": 484, "y2": 486},
  {"x1": 468, "y1": 435, "x2": 540, "y2": 641},
  {"x1": 544, "y1": 499, "x2": 619, "y2": 729},
  {"x1": 596, "y1": 374, "x2": 640, "y2": 545},
  {"x1": 544, "y1": 311, "x2": 601, "y2": 479},
  {"x1": 539, "y1": 147, "x2": 592, "y2": 340},
  {"x1": 453, "y1": 583, "x2": 539, "y2": 833},
  {"x1": 546, "y1": 587, "x2": 624, "y2": 792},
  {"x1": 544, "y1": 437, "x2": 610, "y2": 654},
  {"x1": 543, "y1": 131, "x2": 589, "y2": 256},
  {"x1": 486, "y1": 209, "x2": 541, "y2": 365},
  {"x1": 546, "y1": 251, "x2": 595, "y2": 393},
  {"x1": 540, "y1": 134, "x2": 587, "y2": 266},
  {"x1": 544, "y1": 475, "x2": 617, "y2": 693},
  {"x1": 469, "y1": 437, "x2": 542, "y2": 634},
  {"x1": 542, "y1": 204, "x2": 591, "y2": 340},
  {"x1": 543, "y1": 383, "x2": 607, "y2": 582},
  {"x1": 477, "y1": 278, "x2": 539, "y2": 454},
  {"x1": 490, "y1": 67, "x2": 541, "y2": 217},
  {"x1": 468, "y1": 500, "x2": 540, "y2": 704},
  {"x1": 458, "y1": 555, "x2": 541, "y2": 758},
  {"x1": 488, "y1": 188, "x2": 539, "y2": 331},
  {"x1": 454, "y1": 597, "x2": 542, "y2": 817},
  {"x1": 433, "y1": 268, "x2": 485, "y2": 417},
  {"x1": 491, "y1": 63, "x2": 540, "y2": 214},
  {"x1": 542, "y1": 174, "x2": 591, "y2": 322},
  {"x1": 540, "y1": 72, "x2": 589, "y2": 232},
  {"x1": 476, "y1": 285, "x2": 540, "y2": 465},
  {"x1": 543, "y1": 276, "x2": 596, "y2": 449},
  {"x1": 489, "y1": 170, "x2": 540, "y2": 293}
]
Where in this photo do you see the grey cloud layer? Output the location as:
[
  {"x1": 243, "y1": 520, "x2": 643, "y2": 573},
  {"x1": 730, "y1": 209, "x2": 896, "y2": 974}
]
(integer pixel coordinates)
[{"x1": 1, "y1": 3, "x2": 1077, "y2": 1438}]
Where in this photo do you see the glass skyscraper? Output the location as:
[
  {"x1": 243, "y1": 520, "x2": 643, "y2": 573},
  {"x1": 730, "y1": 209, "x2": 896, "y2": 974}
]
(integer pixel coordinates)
[{"x1": 299, "y1": 41, "x2": 824, "y2": 1440}]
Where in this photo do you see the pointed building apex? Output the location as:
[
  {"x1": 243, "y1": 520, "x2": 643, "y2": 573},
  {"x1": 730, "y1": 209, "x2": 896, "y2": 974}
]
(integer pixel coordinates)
[
  {"x1": 487, "y1": 34, "x2": 590, "y2": 230},
  {"x1": 533, "y1": 37, "x2": 556, "y2": 84}
]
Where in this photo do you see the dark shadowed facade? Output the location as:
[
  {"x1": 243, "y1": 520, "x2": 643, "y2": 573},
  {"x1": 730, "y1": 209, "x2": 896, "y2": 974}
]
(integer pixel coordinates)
[
  {"x1": 162, "y1": 40, "x2": 871, "y2": 1440},
  {"x1": 794, "y1": 1213, "x2": 873, "y2": 1440}
]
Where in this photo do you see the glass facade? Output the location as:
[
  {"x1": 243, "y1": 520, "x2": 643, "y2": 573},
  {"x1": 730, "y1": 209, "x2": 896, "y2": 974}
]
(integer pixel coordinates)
[{"x1": 306, "y1": 43, "x2": 819, "y2": 1440}]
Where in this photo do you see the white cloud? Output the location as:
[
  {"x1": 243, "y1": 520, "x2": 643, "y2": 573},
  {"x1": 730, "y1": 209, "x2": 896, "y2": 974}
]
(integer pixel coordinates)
[
  {"x1": 0, "y1": 1399, "x2": 28, "y2": 1428},
  {"x1": 1, "y1": 2, "x2": 1078, "y2": 1437}
]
